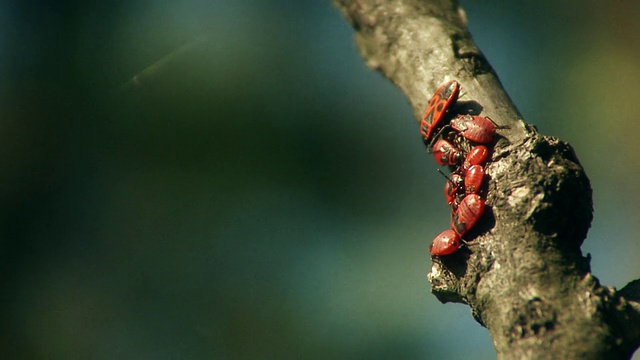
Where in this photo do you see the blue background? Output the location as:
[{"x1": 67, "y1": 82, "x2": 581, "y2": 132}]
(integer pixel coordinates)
[{"x1": 1, "y1": 1, "x2": 639, "y2": 358}]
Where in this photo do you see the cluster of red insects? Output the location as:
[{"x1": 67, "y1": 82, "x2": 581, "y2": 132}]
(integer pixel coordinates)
[{"x1": 420, "y1": 80, "x2": 497, "y2": 256}]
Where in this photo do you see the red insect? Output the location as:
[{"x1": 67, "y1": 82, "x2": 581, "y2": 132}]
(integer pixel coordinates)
[
  {"x1": 462, "y1": 145, "x2": 489, "y2": 171},
  {"x1": 451, "y1": 115, "x2": 496, "y2": 144},
  {"x1": 432, "y1": 139, "x2": 462, "y2": 166},
  {"x1": 464, "y1": 165, "x2": 485, "y2": 195},
  {"x1": 429, "y1": 229, "x2": 461, "y2": 256},
  {"x1": 420, "y1": 80, "x2": 460, "y2": 142},
  {"x1": 451, "y1": 194, "x2": 485, "y2": 236},
  {"x1": 439, "y1": 170, "x2": 463, "y2": 206}
]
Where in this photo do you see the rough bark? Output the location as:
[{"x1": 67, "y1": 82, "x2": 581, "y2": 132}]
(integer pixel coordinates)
[{"x1": 333, "y1": 0, "x2": 640, "y2": 358}]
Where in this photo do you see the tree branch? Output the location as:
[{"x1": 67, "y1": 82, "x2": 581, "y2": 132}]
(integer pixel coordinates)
[{"x1": 333, "y1": 0, "x2": 640, "y2": 358}]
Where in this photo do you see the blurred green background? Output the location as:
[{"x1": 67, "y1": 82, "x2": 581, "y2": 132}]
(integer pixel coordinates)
[{"x1": 2, "y1": 1, "x2": 640, "y2": 359}]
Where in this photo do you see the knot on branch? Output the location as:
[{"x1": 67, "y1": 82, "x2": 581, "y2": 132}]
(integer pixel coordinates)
[
  {"x1": 491, "y1": 134, "x2": 593, "y2": 251},
  {"x1": 481, "y1": 132, "x2": 593, "y2": 256}
]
